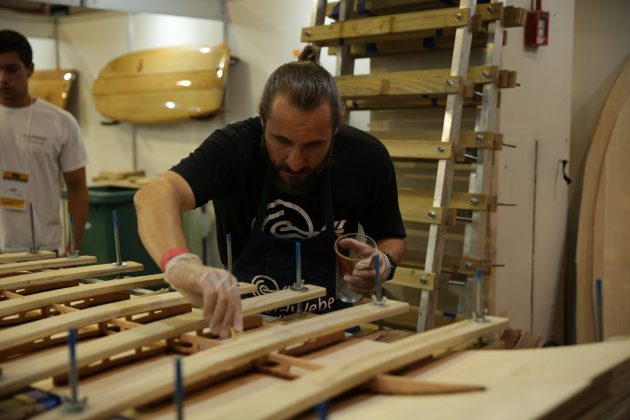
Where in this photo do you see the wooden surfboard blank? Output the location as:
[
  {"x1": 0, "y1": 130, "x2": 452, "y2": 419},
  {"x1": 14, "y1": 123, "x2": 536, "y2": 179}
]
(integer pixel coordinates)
[
  {"x1": 0, "y1": 261, "x2": 143, "y2": 291},
  {"x1": 29, "y1": 69, "x2": 77, "y2": 109},
  {"x1": 0, "y1": 250, "x2": 56, "y2": 264},
  {"x1": 0, "y1": 285, "x2": 327, "y2": 397},
  {"x1": 0, "y1": 255, "x2": 96, "y2": 276},
  {"x1": 92, "y1": 45, "x2": 230, "y2": 124},
  {"x1": 42, "y1": 300, "x2": 409, "y2": 419},
  {"x1": 576, "y1": 55, "x2": 630, "y2": 343}
]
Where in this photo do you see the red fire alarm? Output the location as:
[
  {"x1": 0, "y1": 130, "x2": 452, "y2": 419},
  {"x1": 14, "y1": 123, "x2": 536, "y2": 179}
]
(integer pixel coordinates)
[{"x1": 525, "y1": 0, "x2": 549, "y2": 47}]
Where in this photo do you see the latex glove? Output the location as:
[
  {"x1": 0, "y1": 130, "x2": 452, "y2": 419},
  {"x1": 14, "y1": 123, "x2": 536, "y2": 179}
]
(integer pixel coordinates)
[
  {"x1": 338, "y1": 238, "x2": 391, "y2": 296},
  {"x1": 165, "y1": 253, "x2": 243, "y2": 338}
]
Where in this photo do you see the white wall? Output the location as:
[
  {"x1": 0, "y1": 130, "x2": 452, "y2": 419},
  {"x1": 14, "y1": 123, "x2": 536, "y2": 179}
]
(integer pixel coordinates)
[{"x1": 494, "y1": 0, "x2": 574, "y2": 341}]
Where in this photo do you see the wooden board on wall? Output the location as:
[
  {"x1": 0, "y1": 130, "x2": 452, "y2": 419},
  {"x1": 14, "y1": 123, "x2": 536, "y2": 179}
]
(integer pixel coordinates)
[
  {"x1": 29, "y1": 69, "x2": 77, "y2": 110},
  {"x1": 92, "y1": 45, "x2": 230, "y2": 124}
]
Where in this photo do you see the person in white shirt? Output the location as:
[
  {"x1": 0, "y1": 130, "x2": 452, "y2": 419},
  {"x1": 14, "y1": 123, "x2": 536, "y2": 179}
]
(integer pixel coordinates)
[{"x1": 0, "y1": 29, "x2": 88, "y2": 254}]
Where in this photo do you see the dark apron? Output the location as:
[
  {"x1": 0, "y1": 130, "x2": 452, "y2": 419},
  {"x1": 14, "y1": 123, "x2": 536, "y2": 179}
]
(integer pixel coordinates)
[{"x1": 233, "y1": 167, "x2": 349, "y2": 316}]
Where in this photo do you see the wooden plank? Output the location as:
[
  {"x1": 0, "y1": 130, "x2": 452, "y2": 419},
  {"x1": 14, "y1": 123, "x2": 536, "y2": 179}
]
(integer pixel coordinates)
[
  {"x1": 40, "y1": 300, "x2": 409, "y2": 419},
  {"x1": 0, "y1": 291, "x2": 186, "y2": 353},
  {"x1": 0, "y1": 255, "x2": 97, "y2": 276},
  {"x1": 399, "y1": 188, "x2": 496, "y2": 213},
  {"x1": 302, "y1": 7, "x2": 470, "y2": 46},
  {"x1": 204, "y1": 317, "x2": 509, "y2": 419},
  {"x1": 0, "y1": 274, "x2": 164, "y2": 319},
  {"x1": 326, "y1": 1, "x2": 504, "y2": 22},
  {"x1": 390, "y1": 267, "x2": 435, "y2": 291},
  {"x1": 337, "y1": 71, "x2": 463, "y2": 99},
  {"x1": 382, "y1": 139, "x2": 454, "y2": 160},
  {"x1": 29, "y1": 69, "x2": 77, "y2": 109},
  {"x1": 576, "y1": 55, "x2": 630, "y2": 343},
  {"x1": 336, "y1": 66, "x2": 497, "y2": 100},
  {"x1": 346, "y1": 95, "x2": 483, "y2": 110},
  {"x1": 0, "y1": 280, "x2": 256, "y2": 352},
  {"x1": 92, "y1": 45, "x2": 230, "y2": 124},
  {"x1": 0, "y1": 251, "x2": 56, "y2": 264},
  {"x1": 0, "y1": 261, "x2": 144, "y2": 291},
  {"x1": 401, "y1": 250, "x2": 491, "y2": 276},
  {"x1": 0, "y1": 286, "x2": 329, "y2": 397},
  {"x1": 372, "y1": 130, "x2": 501, "y2": 150}
]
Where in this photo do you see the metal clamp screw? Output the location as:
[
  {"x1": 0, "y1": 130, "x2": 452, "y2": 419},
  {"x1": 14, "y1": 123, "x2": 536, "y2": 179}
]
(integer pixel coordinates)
[
  {"x1": 427, "y1": 210, "x2": 437, "y2": 219},
  {"x1": 445, "y1": 79, "x2": 454, "y2": 87},
  {"x1": 475, "y1": 134, "x2": 483, "y2": 143},
  {"x1": 437, "y1": 146, "x2": 445, "y2": 153},
  {"x1": 487, "y1": 6, "x2": 494, "y2": 13},
  {"x1": 481, "y1": 70, "x2": 491, "y2": 79},
  {"x1": 470, "y1": 197, "x2": 479, "y2": 206},
  {"x1": 465, "y1": 262, "x2": 473, "y2": 269},
  {"x1": 420, "y1": 276, "x2": 429, "y2": 285},
  {"x1": 454, "y1": 12, "x2": 462, "y2": 21}
]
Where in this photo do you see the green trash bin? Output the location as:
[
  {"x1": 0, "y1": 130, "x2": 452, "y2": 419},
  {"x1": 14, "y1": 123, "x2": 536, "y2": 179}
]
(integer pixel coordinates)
[{"x1": 79, "y1": 186, "x2": 160, "y2": 277}]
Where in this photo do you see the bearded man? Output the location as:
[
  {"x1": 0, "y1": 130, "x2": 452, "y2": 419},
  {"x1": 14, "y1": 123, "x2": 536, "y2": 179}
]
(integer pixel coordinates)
[{"x1": 134, "y1": 46, "x2": 406, "y2": 338}]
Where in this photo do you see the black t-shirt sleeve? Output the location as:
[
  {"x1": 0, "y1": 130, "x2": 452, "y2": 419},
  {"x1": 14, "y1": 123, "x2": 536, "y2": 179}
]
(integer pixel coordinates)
[{"x1": 170, "y1": 118, "x2": 261, "y2": 208}]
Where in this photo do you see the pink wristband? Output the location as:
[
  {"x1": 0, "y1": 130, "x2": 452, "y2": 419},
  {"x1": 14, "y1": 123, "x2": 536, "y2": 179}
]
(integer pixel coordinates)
[{"x1": 160, "y1": 247, "x2": 190, "y2": 272}]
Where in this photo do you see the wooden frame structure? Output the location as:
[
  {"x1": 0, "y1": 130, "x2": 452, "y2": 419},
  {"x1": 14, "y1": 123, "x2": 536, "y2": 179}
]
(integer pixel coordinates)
[{"x1": 304, "y1": 0, "x2": 524, "y2": 331}]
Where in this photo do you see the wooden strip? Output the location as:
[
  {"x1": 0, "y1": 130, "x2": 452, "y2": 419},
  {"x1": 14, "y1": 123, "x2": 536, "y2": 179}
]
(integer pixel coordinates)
[
  {"x1": 346, "y1": 95, "x2": 482, "y2": 110},
  {"x1": 399, "y1": 189, "x2": 495, "y2": 212},
  {"x1": 381, "y1": 140, "x2": 453, "y2": 160},
  {"x1": 337, "y1": 71, "x2": 463, "y2": 98},
  {"x1": 371, "y1": 130, "x2": 499, "y2": 149},
  {"x1": 0, "y1": 286, "x2": 328, "y2": 397},
  {"x1": 0, "y1": 274, "x2": 164, "y2": 318},
  {"x1": 0, "y1": 251, "x2": 56, "y2": 264},
  {"x1": 0, "y1": 261, "x2": 144, "y2": 291},
  {"x1": 41, "y1": 300, "x2": 409, "y2": 419},
  {"x1": 401, "y1": 250, "x2": 491, "y2": 276},
  {"x1": 0, "y1": 292, "x2": 187, "y2": 352},
  {"x1": 0, "y1": 255, "x2": 97, "y2": 276},
  {"x1": 326, "y1": 1, "x2": 503, "y2": 21},
  {"x1": 390, "y1": 267, "x2": 435, "y2": 291},
  {"x1": 302, "y1": 8, "x2": 469, "y2": 46},
  {"x1": 0, "y1": 280, "x2": 256, "y2": 351},
  {"x1": 364, "y1": 374, "x2": 484, "y2": 395},
  {"x1": 203, "y1": 317, "x2": 509, "y2": 419}
]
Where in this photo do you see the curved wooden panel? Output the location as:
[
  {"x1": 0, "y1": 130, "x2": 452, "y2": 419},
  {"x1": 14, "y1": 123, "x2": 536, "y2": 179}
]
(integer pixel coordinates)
[{"x1": 92, "y1": 45, "x2": 230, "y2": 124}]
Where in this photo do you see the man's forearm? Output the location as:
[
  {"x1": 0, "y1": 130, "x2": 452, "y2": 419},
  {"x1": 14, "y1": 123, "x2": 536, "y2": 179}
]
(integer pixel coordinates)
[{"x1": 134, "y1": 172, "x2": 195, "y2": 267}]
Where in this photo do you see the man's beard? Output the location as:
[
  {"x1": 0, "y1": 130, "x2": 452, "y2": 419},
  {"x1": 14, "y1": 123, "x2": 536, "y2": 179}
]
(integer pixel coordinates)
[{"x1": 260, "y1": 134, "x2": 333, "y2": 197}]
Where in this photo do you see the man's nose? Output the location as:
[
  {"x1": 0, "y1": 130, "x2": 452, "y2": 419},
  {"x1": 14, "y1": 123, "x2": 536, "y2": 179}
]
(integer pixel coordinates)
[{"x1": 285, "y1": 147, "x2": 306, "y2": 172}]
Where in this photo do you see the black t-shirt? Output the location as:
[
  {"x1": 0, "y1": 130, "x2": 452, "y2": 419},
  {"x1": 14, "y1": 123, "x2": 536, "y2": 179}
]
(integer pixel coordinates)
[{"x1": 171, "y1": 117, "x2": 405, "y2": 264}]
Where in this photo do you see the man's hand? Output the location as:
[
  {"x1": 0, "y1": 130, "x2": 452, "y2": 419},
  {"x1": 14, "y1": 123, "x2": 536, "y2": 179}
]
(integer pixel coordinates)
[
  {"x1": 165, "y1": 253, "x2": 243, "y2": 338},
  {"x1": 338, "y1": 238, "x2": 391, "y2": 296}
]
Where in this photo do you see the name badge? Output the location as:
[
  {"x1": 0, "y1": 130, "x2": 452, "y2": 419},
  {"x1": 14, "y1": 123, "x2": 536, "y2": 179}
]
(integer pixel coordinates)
[{"x1": 0, "y1": 171, "x2": 29, "y2": 211}]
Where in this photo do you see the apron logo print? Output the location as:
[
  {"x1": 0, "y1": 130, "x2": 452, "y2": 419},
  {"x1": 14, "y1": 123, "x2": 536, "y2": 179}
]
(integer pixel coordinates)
[{"x1": 251, "y1": 275, "x2": 280, "y2": 295}]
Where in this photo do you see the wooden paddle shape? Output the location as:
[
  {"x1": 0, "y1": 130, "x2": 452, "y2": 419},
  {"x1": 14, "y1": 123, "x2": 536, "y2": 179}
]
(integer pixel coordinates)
[{"x1": 92, "y1": 45, "x2": 230, "y2": 124}]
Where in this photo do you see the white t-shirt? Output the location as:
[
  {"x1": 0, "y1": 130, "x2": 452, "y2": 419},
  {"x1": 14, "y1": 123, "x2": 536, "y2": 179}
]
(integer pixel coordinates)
[{"x1": 0, "y1": 98, "x2": 88, "y2": 252}]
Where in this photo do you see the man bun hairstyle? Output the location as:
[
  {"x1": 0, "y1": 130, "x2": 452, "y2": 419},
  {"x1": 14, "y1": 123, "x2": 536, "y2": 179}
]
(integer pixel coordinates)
[
  {"x1": 0, "y1": 30, "x2": 33, "y2": 67},
  {"x1": 259, "y1": 45, "x2": 344, "y2": 129}
]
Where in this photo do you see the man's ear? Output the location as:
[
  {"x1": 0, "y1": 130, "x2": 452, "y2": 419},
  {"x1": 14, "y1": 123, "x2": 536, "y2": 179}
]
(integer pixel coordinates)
[{"x1": 26, "y1": 63, "x2": 34, "y2": 78}]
